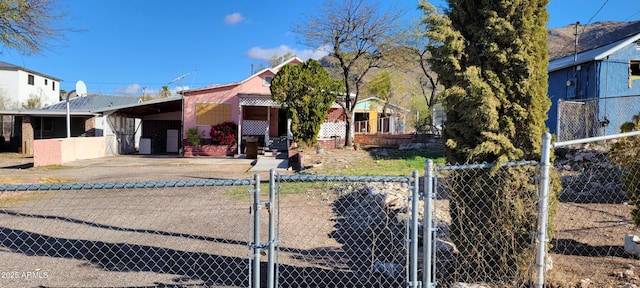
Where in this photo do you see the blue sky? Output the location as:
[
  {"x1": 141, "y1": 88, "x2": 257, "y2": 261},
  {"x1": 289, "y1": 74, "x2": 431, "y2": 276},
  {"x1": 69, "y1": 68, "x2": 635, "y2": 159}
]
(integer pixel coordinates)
[{"x1": 2, "y1": 0, "x2": 640, "y2": 97}]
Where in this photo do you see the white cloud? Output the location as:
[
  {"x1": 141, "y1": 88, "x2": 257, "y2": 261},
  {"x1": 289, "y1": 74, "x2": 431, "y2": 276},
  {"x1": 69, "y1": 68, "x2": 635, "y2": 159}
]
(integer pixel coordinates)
[
  {"x1": 224, "y1": 13, "x2": 244, "y2": 25},
  {"x1": 246, "y1": 45, "x2": 330, "y2": 62},
  {"x1": 115, "y1": 84, "x2": 142, "y2": 95},
  {"x1": 173, "y1": 86, "x2": 189, "y2": 93}
]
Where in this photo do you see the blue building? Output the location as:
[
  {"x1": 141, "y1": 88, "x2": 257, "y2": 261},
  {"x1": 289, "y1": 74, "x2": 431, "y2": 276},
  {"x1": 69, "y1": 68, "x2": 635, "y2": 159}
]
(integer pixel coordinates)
[{"x1": 547, "y1": 33, "x2": 640, "y2": 141}]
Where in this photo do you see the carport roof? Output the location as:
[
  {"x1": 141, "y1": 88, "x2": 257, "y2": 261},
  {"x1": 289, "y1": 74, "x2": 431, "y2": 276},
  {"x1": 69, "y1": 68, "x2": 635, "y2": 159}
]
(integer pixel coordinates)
[
  {"x1": 0, "y1": 109, "x2": 97, "y2": 117},
  {"x1": 95, "y1": 96, "x2": 182, "y2": 117},
  {"x1": 42, "y1": 94, "x2": 141, "y2": 111}
]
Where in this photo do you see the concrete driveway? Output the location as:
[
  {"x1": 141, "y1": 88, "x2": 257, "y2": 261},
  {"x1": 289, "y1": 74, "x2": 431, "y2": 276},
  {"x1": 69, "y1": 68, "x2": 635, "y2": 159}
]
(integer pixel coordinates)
[{"x1": 0, "y1": 153, "x2": 288, "y2": 184}]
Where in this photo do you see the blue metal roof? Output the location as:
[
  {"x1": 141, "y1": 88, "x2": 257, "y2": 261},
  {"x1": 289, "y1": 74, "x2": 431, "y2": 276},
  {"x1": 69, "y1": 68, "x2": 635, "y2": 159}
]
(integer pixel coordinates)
[
  {"x1": 41, "y1": 95, "x2": 141, "y2": 111},
  {"x1": 548, "y1": 33, "x2": 640, "y2": 72}
]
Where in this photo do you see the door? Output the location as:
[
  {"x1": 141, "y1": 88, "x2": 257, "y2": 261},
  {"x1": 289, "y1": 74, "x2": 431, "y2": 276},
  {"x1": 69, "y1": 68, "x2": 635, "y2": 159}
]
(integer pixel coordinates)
[{"x1": 166, "y1": 129, "x2": 179, "y2": 153}]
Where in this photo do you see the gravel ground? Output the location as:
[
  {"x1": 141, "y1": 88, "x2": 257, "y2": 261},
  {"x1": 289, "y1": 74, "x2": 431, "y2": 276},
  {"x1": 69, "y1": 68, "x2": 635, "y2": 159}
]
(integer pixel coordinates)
[{"x1": 0, "y1": 153, "x2": 286, "y2": 288}]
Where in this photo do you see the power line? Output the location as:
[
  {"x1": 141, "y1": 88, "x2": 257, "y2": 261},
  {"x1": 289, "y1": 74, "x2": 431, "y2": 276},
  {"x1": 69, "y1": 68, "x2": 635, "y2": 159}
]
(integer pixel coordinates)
[
  {"x1": 623, "y1": 8, "x2": 640, "y2": 22},
  {"x1": 584, "y1": 0, "x2": 609, "y2": 26}
]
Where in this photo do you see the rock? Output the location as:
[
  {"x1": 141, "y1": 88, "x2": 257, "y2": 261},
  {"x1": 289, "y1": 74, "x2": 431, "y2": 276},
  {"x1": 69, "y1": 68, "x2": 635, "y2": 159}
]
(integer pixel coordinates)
[
  {"x1": 436, "y1": 239, "x2": 458, "y2": 254},
  {"x1": 579, "y1": 278, "x2": 592, "y2": 286},
  {"x1": 452, "y1": 283, "x2": 489, "y2": 288},
  {"x1": 624, "y1": 234, "x2": 640, "y2": 256},
  {"x1": 372, "y1": 260, "x2": 403, "y2": 279},
  {"x1": 399, "y1": 143, "x2": 425, "y2": 150}
]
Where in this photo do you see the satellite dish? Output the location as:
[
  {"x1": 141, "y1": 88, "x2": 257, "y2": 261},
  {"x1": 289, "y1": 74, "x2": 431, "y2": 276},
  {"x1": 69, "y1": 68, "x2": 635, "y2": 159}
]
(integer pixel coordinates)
[{"x1": 76, "y1": 80, "x2": 87, "y2": 97}]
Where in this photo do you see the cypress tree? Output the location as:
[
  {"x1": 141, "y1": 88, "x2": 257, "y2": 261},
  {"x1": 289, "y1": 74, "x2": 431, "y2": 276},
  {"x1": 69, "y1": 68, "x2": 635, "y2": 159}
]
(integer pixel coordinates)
[{"x1": 421, "y1": 0, "x2": 555, "y2": 285}]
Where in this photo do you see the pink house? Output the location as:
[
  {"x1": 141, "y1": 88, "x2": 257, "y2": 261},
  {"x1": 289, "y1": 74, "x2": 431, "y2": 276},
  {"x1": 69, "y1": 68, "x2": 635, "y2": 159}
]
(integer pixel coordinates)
[{"x1": 182, "y1": 57, "x2": 346, "y2": 154}]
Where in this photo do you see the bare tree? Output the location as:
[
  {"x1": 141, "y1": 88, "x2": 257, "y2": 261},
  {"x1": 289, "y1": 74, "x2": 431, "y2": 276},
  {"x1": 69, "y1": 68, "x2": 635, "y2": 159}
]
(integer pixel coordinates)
[
  {"x1": 0, "y1": 0, "x2": 68, "y2": 55},
  {"x1": 295, "y1": 0, "x2": 403, "y2": 146},
  {"x1": 269, "y1": 51, "x2": 295, "y2": 67}
]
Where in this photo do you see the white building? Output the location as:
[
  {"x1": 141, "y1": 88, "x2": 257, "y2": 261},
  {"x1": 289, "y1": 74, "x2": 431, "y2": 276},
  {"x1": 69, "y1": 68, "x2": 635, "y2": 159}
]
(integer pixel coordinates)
[{"x1": 0, "y1": 61, "x2": 61, "y2": 108}]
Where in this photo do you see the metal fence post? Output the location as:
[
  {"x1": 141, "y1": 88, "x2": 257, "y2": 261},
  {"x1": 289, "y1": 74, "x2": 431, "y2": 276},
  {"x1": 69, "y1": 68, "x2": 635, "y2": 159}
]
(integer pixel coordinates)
[
  {"x1": 253, "y1": 173, "x2": 261, "y2": 288},
  {"x1": 535, "y1": 132, "x2": 552, "y2": 287},
  {"x1": 410, "y1": 170, "x2": 420, "y2": 288},
  {"x1": 268, "y1": 169, "x2": 276, "y2": 288},
  {"x1": 423, "y1": 159, "x2": 434, "y2": 288}
]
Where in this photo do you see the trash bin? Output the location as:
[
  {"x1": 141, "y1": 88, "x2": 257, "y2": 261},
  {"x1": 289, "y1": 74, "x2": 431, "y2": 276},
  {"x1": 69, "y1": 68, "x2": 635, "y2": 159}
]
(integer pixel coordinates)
[{"x1": 245, "y1": 136, "x2": 258, "y2": 159}]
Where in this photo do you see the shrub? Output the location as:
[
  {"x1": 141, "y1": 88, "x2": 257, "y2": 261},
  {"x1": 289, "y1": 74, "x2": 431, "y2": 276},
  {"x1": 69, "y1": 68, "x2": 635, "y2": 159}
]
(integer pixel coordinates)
[
  {"x1": 210, "y1": 122, "x2": 238, "y2": 145},
  {"x1": 609, "y1": 114, "x2": 640, "y2": 227},
  {"x1": 186, "y1": 127, "x2": 201, "y2": 146}
]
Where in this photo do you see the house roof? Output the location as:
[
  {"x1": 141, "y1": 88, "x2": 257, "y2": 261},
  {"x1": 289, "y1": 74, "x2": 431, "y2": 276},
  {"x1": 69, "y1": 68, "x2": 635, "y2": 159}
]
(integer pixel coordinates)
[
  {"x1": 183, "y1": 56, "x2": 304, "y2": 94},
  {"x1": 548, "y1": 32, "x2": 640, "y2": 72},
  {"x1": 0, "y1": 61, "x2": 62, "y2": 81},
  {"x1": 41, "y1": 94, "x2": 141, "y2": 111},
  {"x1": 94, "y1": 96, "x2": 182, "y2": 117}
]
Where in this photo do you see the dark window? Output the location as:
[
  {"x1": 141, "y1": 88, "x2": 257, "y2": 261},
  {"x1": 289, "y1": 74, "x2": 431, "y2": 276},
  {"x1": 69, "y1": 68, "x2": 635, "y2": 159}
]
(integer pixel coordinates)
[
  {"x1": 631, "y1": 61, "x2": 640, "y2": 77},
  {"x1": 44, "y1": 79, "x2": 48, "y2": 85},
  {"x1": 263, "y1": 76, "x2": 273, "y2": 86},
  {"x1": 32, "y1": 117, "x2": 53, "y2": 132},
  {"x1": 28, "y1": 74, "x2": 34, "y2": 85}
]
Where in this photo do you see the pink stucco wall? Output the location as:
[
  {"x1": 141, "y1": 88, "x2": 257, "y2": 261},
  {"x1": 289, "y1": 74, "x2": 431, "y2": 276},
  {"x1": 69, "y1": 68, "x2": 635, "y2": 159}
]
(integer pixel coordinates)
[
  {"x1": 182, "y1": 71, "x2": 275, "y2": 139},
  {"x1": 34, "y1": 137, "x2": 106, "y2": 167}
]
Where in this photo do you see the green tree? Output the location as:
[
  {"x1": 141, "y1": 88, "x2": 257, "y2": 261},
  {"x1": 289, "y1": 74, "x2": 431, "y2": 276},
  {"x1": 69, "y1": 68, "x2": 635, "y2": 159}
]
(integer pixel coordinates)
[
  {"x1": 365, "y1": 70, "x2": 392, "y2": 114},
  {"x1": 422, "y1": 0, "x2": 555, "y2": 284},
  {"x1": 159, "y1": 85, "x2": 171, "y2": 98},
  {"x1": 296, "y1": 0, "x2": 402, "y2": 146},
  {"x1": 0, "y1": 0, "x2": 68, "y2": 55},
  {"x1": 23, "y1": 94, "x2": 42, "y2": 108},
  {"x1": 270, "y1": 59, "x2": 344, "y2": 146}
]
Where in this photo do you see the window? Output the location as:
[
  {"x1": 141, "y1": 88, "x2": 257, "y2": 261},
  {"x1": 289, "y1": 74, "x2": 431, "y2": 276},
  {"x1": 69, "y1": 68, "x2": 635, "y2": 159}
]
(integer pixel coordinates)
[
  {"x1": 630, "y1": 61, "x2": 640, "y2": 88},
  {"x1": 195, "y1": 103, "x2": 231, "y2": 125},
  {"x1": 32, "y1": 117, "x2": 53, "y2": 132},
  {"x1": 52, "y1": 82, "x2": 55, "y2": 91},
  {"x1": 243, "y1": 106, "x2": 268, "y2": 120},
  {"x1": 44, "y1": 79, "x2": 48, "y2": 85},
  {"x1": 263, "y1": 76, "x2": 273, "y2": 86},
  {"x1": 28, "y1": 74, "x2": 34, "y2": 85}
]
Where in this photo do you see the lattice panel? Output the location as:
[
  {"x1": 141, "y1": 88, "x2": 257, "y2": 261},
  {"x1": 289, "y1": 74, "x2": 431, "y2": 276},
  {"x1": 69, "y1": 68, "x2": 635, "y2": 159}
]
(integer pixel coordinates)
[
  {"x1": 319, "y1": 121, "x2": 346, "y2": 139},
  {"x1": 239, "y1": 97, "x2": 278, "y2": 107},
  {"x1": 242, "y1": 120, "x2": 268, "y2": 136}
]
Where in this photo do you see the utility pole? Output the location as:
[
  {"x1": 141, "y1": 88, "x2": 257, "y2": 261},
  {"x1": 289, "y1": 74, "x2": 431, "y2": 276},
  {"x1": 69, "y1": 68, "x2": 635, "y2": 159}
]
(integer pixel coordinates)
[{"x1": 574, "y1": 21, "x2": 580, "y2": 62}]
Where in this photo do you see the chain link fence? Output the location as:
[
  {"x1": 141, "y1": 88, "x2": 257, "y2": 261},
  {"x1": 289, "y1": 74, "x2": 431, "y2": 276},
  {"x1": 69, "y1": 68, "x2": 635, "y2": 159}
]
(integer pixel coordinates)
[
  {"x1": 557, "y1": 95, "x2": 640, "y2": 142},
  {"x1": 0, "y1": 172, "x2": 423, "y2": 288},
  {"x1": 0, "y1": 179, "x2": 255, "y2": 288},
  {"x1": 5, "y1": 132, "x2": 640, "y2": 287},
  {"x1": 546, "y1": 133, "x2": 640, "y2": 287},
  {"x1": 269, "y1": 173, "x2": 420, "y2": 288},
  {"x1": 423, "y1": 161, "x2": 542, "y2": 287}
]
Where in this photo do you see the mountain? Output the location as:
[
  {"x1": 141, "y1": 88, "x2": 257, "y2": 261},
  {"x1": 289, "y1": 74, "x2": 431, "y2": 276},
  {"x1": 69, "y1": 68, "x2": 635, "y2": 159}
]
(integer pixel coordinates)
[{"x1": 548, "y1": 21, "x2": 640, "y2": 60}]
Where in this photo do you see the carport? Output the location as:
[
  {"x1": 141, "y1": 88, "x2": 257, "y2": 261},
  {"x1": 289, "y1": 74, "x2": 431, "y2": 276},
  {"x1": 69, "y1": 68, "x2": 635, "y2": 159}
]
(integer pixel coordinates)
[{"x1": 97, "y1": 96, "x2": 183, "y2": 155}]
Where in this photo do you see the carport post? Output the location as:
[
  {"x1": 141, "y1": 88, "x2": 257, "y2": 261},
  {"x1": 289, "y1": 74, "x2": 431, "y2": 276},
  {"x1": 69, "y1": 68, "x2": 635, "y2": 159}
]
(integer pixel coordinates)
[
  {"x1": 66, "y1": 90, "x2": 75, "y2": 138},
  {"x1": 253, "y1": 173, "x2": 261, "y2": 288}
]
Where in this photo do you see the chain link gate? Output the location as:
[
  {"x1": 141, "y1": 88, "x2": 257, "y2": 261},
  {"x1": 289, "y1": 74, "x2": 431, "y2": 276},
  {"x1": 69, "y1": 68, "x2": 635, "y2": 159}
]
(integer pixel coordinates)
[
  {"x1": 251, "y1": 170, "x2": 422, "y2": 287},
  {"x1": 0, "y1": 178, "x2": 256, "y2": 288}
]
